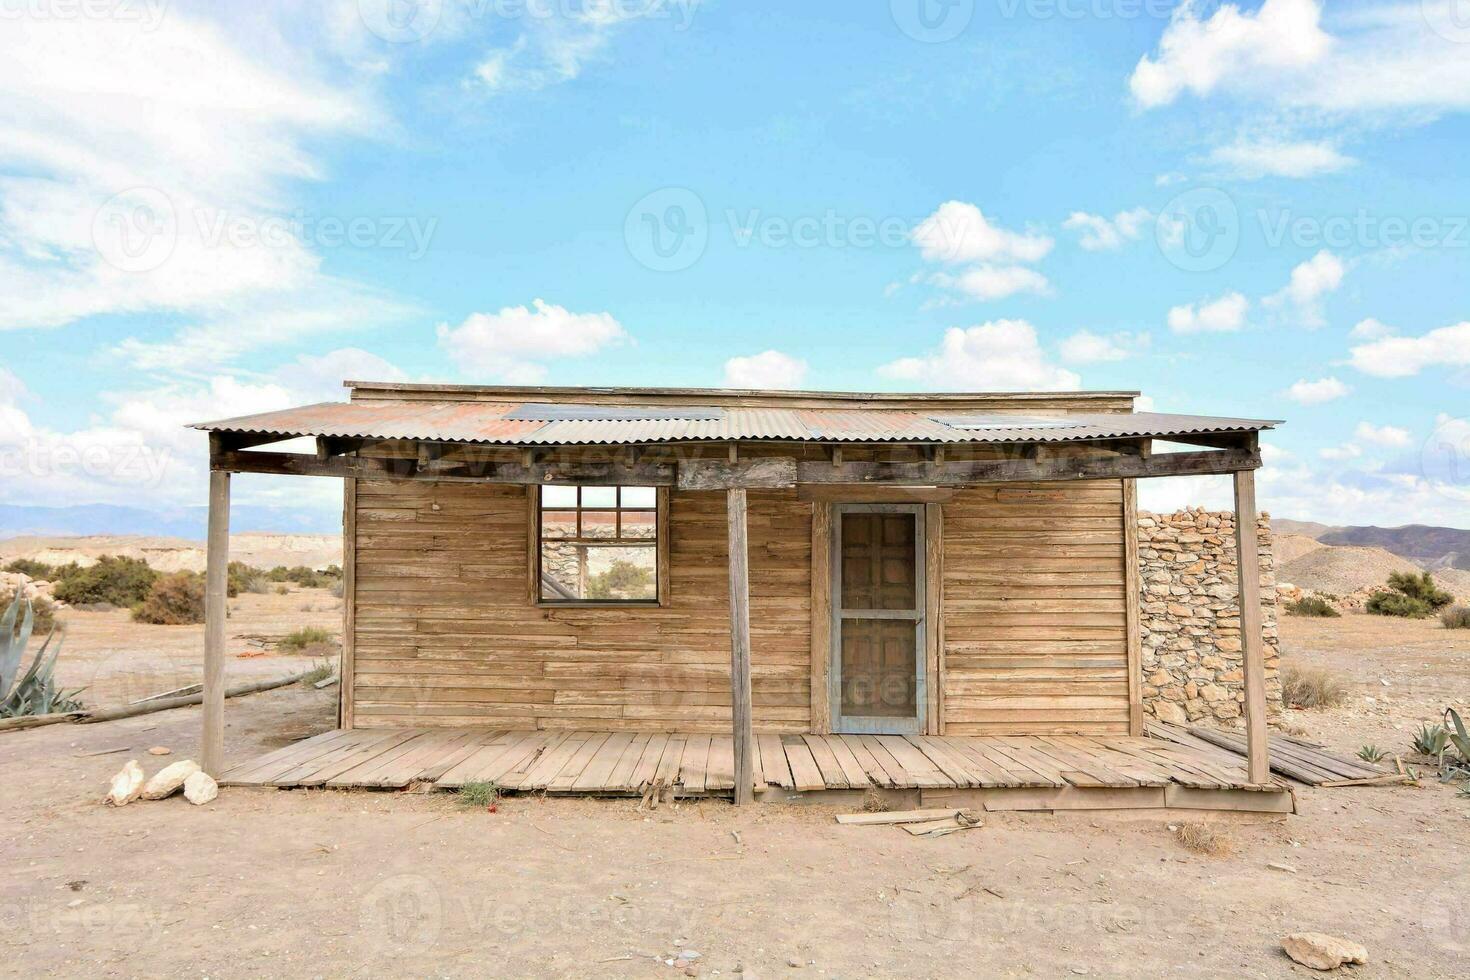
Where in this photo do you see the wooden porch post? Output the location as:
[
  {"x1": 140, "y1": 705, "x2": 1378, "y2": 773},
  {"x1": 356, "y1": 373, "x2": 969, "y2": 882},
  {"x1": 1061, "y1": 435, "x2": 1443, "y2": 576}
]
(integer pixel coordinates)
[
  {"x1": 202, "y1": 469, "x2": 230, "y2": 776},
  {"x1": 726, "y1": 488, "x2": 755, "y2": 805},
  {"x1": 1232, "y1": 469, "x2": 1269, "y2": 784}
]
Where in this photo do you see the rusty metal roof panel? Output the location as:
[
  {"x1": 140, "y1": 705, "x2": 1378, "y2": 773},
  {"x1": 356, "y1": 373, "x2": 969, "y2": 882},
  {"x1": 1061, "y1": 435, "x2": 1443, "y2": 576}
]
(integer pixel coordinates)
[{"x1": 190, "y1": 401, "x2": 1279, "y2": 446}]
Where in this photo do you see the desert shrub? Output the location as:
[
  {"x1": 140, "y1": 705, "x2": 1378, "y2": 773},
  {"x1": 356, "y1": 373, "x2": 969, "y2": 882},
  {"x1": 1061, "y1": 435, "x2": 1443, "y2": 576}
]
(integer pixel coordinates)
[
  {"x1": 299, "y1": 659, "x2": 335, "y2": 686},
  {"x1": 1366, "y1": 591, "x2": 1431, "y2": 618},
  {"x1": 4, "y1": 558, "x2": 56, "y2": 580},
  {"x1": 1286, "y1": 596, "x2": 1339, "y2": 618},
  {"x1": 586, "y1": 559, "x2": 655, "y2": 600},
  {"x1": 26, "y1": 595, "x2": 59, "y2": 635},
  {"x1": 328, "y1": 578, "x2": 345, "y2": 598},
  {"x1": 278, "y1": 626, "x2": 334, "y2": 653},
  {"x1": 132, "y1": 571, "x2": 205, "y2": 625},
  {"x1": 1173, "y1": 821, "x2": 1231, "y2": 856},
  {"x1": 265, "y1": 565, "x2": 338, "y2": 589},
  {"x1": 1441, "y1": 605, "x2": 1470, "y2": 630},
  {"x1": 227, "y1": 561, "x2": 271, "y2": 596},
  {"x1": 458, "y1": 781, "x2": 499, "y2": 809},
  {"x1": 1281, "y1": 663, "x2": 1350, "y2": 709},
  {"x1": 53, "y1": 555, "x2": 157, "y2": 607},
  {"x1": 1367, "y1": 571, "x2": 1454, "y2": 618}
]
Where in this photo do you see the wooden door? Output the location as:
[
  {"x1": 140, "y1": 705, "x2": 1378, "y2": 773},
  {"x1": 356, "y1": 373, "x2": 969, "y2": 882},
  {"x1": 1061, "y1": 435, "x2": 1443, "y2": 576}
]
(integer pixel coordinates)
[{"x1": 831, "y1": 504, "x2": 926, "y2": 734}]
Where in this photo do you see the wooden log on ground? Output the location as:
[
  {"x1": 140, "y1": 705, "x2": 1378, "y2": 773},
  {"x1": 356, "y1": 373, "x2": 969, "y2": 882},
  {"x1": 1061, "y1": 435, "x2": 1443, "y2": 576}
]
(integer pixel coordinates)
[
  {"x1": 78, "y1": 670, "x2": 315, "y2": 725},
  {"x1": 0, "y1": 712, "x2": 86, "y2": 733}
]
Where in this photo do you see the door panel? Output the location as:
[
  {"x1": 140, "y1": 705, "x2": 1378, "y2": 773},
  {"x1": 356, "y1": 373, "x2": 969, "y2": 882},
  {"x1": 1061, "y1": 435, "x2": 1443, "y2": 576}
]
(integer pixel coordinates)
[{"x1": 831, "y1": 505, "x2": 925, "y2": 734}]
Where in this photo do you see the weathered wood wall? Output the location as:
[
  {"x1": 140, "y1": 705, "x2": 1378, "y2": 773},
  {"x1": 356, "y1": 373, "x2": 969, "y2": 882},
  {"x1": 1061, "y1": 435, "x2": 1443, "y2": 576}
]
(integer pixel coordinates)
[
  {"x1": 350, "y1": 480, "x2": 812, "y2": 732},
  {"x1": 348, "y1": 476, "x2": 1131, "y2": 736},
  {"x1": 939, "y1": 481, "x2": 1130, "y2": 735}
]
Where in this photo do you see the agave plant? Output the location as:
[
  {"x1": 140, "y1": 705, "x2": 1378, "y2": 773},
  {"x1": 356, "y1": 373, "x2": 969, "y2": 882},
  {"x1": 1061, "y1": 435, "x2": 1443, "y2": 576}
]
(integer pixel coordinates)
[
  {"x1": 1447, "y1": 708, "x2": 1470, "y2": 767},
  {"x1": 1357, "y1": 744, "x2": 1385, "y2": 764},
  {"x1": 1, "y1": 589, "x2": 84, "y2": 718},
  {"x1": 1411, "y1": 723, "x2": 1449, "y2": 759}
]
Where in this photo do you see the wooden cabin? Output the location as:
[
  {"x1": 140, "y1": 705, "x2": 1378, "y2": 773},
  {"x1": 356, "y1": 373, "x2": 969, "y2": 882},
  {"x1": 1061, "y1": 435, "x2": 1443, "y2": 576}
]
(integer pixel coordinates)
[{"x1": 192, "y1": 383, "x2": 1290, "y2": 812}]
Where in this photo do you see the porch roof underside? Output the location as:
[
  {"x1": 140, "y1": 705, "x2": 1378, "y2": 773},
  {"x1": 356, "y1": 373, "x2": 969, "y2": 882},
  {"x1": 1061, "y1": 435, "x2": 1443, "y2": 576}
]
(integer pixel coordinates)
[{"x1": 192, "y1": 401, "x2": 1278, "y2": 449}]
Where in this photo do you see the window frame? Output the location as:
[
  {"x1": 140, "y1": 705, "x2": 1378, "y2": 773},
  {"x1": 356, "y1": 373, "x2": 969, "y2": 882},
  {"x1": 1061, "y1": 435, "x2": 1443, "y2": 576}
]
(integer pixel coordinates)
[{"x1": 531, "y1": 484, "x2": 669, "y2": 607}]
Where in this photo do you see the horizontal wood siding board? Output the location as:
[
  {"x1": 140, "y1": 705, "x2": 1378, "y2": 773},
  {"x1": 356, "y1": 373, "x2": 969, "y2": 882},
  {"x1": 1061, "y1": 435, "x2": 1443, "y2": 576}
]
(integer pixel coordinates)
[
  {"x1": 940, "y1": 481, "x2": 1130, "y2": 734},
  {"x1": 352, "y1": 481, "x2": 812, "y2": 731}
]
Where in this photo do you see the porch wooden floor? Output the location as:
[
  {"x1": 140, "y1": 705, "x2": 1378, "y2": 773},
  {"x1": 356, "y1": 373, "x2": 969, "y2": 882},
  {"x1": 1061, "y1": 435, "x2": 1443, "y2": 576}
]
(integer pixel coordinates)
[{"x1": 220, "y1": 729, "x2": 1294, "y2": 812}]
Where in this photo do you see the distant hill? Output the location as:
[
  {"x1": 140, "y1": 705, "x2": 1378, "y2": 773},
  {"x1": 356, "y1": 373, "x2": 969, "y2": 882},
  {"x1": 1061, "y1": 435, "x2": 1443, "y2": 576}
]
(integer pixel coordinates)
[
  {"x1": 0, "y1": 504, "x2": 339, "y2": 539},
  {"x1": 1274, "y1": 519, "x2": 1470, "y2": 572}
]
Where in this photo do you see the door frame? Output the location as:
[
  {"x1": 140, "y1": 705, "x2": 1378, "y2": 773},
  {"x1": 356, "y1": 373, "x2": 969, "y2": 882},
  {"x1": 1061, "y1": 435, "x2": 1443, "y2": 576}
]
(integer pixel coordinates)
[{"x1": 828, "y1": 502, "x2": 928, "y2": 735}]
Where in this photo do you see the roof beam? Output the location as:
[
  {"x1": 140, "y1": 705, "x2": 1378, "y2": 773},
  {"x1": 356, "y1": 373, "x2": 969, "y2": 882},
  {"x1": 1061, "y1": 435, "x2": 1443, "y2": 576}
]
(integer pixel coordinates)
[
  {"x1": 795, "y1": 447, "x2": 1260, "y2": 486},
  {"x1": 213, "y1": 449, "x2": 674, "y2": 485},
  {"x1": 677, "y1": 458, "x2": 797, "y2": 491}
]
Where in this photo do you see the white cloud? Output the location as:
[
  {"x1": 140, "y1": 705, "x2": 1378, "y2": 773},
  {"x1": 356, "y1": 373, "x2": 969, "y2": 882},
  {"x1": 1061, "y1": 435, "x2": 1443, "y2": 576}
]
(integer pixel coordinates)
[
  {"x1": 912, "y1": 201, "x2": 1053, "y2": 265},
  {"x1": 0, "y1": 9, "x2": 416, "y2": 364},
  {"x1": 470, "y1": 4, "x2": 683, "y2": 94},
  {"x1": 927, "y1": 264, "x2": 1049, "y2": 301},
  {"x1": 1354, "y1": 422, "x2": 1411, "y2": 447},
  {"x1": 1349, "y1": 321, "x2": 1470, "y2": 378},
  {"x1": 1207, "y1": 138, "x2": 1356, "y2": 179},
  {"x1": 0, "y1": 348, "x2": 406, "y2": 510},
  {"x1": 1285, "y1": 377, "x2": 1350, "y2": 405},
  {"x1": 910, "y1": 202, "x2": 1053, "y2": 305},
  {"x1": 1350, "y1": 317, "x2": 1395, "y2": 340},
  {"x1": 1130, "y1": 0, "x2": 1470, "y2": 118},
  {"x1": 723, "y1": 350, "x2": 809, "y2": 390},
  {"x1": 1168, "y1": 292, "x2": 1250, "y2": 334},
  {"x1": 1319, "y1": 443, "x2": 1362, "y2": 460},
  {"x1": 1129, "y1": 0, "x2": 1330, "y2": 109},
  {"x1": 437, "y1": 299, "x2": 630, "y2": 382},
  {"x1": 878, "y1": 320, "x2": 1080, "y2": 391},
  {"x1": 1059, "y1": 330, "x2": 1148, "y2": 364},
  {"x1": 1062, "y1": 207, "x2": 1152, "y2": 251},
  {"x1": 1263, "y1": 250, "x2": 1345, "y2": 328}
]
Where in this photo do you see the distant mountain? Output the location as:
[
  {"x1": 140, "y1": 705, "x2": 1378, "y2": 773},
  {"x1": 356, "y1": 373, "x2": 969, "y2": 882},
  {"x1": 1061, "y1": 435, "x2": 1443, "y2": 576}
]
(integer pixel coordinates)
[
  {"x1": 0, "y1": 504, "x2": 339, "y2": 539},
  {"x1": 1275, "y1": 519, "x2": 1470, "y2": 572}
]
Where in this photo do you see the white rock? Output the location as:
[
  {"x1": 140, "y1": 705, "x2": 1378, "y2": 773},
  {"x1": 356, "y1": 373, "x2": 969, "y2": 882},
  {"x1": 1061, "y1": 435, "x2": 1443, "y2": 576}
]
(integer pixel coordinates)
[
  {"x1": 142, "y1": 760, "x2": 200, "y2": 800},
  {"x1": 183, "y1": 770, "x2": 218, "y2": 805},
  {"x1": 104, "y1": 760, "x2": 144, "y2": 806},
  {"x1": 1281, "y1": 933, "x2": 1367, "y2": 971}
]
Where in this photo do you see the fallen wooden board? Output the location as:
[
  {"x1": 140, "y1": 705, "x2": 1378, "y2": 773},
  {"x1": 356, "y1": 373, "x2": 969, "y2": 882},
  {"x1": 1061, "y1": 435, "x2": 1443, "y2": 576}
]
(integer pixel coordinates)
[
  {"x1": 1147, "y1": 722, "x2": 1391, "y2": 787},
  {"x1": 901, "y1": 812, "x2": 982, "y2": 837},
  {"x1": 130, "y1": 683, "x2": 203, "y2": 704},
  {"x1": 835, "y1": 808, "x2": 962, "y2": 826}
]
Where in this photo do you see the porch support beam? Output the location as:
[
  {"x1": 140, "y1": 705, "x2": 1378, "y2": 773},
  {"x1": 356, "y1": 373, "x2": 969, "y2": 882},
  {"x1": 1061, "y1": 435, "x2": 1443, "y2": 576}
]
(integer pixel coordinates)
[
  {"x1": 213, "y1": 449, "x2": 675, "y2": 485},
  {"x1": 201, "y1": 470, "x2": 230, "y2": 776},
  {"x1": 796, "y1": 447, "x2": 1259, "y2": 486},
  {"x1": 677, "y1": 457, "x2": 797, "y2": 491},
  {"x1": 726, "y1": 488, "x2": 755, "y2": 805},
  {"x1": 1232, "y1": 469, "x2": 1270, "y2": 784}
]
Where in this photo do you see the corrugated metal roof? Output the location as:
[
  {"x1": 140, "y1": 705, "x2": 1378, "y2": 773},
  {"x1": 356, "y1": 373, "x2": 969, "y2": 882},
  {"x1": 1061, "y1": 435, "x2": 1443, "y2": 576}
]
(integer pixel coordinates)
[{"x1": 191, "y1": 400, "x2": 1279, "y2": 446}]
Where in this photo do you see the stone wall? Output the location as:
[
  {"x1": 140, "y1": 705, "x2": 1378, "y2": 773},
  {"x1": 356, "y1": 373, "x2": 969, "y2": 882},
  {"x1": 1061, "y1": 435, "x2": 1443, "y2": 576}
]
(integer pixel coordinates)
[{"x1": 1138, "y1": 508, "x2": 1282, "y2": 726}]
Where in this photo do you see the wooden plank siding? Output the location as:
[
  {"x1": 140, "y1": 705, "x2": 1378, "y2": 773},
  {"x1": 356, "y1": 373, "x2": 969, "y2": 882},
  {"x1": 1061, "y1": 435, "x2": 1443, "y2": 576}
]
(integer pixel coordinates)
[
  {"x1": 350, "y1": 480, "x2": 813, "y2": 732},
  {"x1": 938, "y1": 480, "x2": 1131, "y2": 736},
  {"x1": 347, "y1": 476, "x2": 1131, "y2": 737}
]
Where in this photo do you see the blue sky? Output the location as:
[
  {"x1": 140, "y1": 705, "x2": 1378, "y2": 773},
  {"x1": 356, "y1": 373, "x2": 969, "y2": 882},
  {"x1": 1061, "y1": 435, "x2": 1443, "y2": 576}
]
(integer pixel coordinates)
[{"x1": 2, "y1": 0, "x2": 1469, "y2": 529}]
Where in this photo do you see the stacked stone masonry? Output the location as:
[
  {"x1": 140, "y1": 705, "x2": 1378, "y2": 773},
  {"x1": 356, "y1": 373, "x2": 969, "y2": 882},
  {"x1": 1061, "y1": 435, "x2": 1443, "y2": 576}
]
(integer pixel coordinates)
[{"x1": 1138, "y1": 508, "x2": 1282, "y2": 726}]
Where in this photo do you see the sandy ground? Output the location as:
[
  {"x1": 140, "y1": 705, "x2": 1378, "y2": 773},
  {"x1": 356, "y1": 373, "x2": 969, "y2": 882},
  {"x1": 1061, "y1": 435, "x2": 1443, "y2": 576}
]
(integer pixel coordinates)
[
  {"x1": 1, "y1": 611, "x2": 1467, "y2": 977},
  {"x1": 49, "y1": 588, "x2": 343, "y2": 706}
]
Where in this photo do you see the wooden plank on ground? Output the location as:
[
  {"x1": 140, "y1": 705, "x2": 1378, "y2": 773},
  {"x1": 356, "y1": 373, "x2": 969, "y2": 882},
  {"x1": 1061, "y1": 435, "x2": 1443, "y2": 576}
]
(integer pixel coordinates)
[
  {"x1": 269, "y1": 729, "x2": 406, "y2": 786},
  {"x1": 298, "y1": 730, "x2": 424, "y2": 787},
  {"x1": 573, "y1": 732, "x2": 636, "y2": 792},
  {"x1": 326, "y1": 730, "x2": 440, "y2": 787},
  {"x1": 628, "y1": 732, "x2": 669, "y2": 792},
  {"x1": 654, "y1": 734, "x2": 688, "y2": 790},
  {"x1": 679, "y1": 735, "x2": 713, "y2": 794},
  {"x1": 550, "y1": 732, "x2": 614, "y2": 792},
  {"x1": 221, "y1": 729, "x2": 358, "y2": 784},
  {"x1": 606, "y1": 732, "x2": 652, "y2": 792},
  {"x1": 706, "y1": 735, "x2": 735, "y2": 791},
  {"x1": 421, "y1": 731, "x2": 510, "y2": 784},
  {"x1": 835, "y1": 808, "x2": 963, "y2": 826}
]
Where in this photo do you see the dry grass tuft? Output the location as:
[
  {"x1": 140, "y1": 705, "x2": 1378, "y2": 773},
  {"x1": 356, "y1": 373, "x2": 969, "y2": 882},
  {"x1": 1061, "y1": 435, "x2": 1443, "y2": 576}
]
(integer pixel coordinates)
[
  {"x1": 860, "y1": 787, "x2": 890, "y2": 813},
  {"x1": 1281, "y1": 662, "x2": 1351, "y2": 709},
  {"x1": 1173, "y1": 821, "x2": 1231, "y2": 856}
]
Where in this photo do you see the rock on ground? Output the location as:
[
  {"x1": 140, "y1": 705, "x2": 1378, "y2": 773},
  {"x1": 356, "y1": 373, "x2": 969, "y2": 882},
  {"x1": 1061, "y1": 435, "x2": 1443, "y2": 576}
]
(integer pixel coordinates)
[
  {"x1": 183, "y1": 770, "x2": 218, "y2": 805},
  {"x1": 104, "y1": 760, "x2": 144, "y2": 806},
  {"x1": 1282, "y1": 932, "x2": 1368, "y2": 971},
  {"x1": 142, "y1": 760, "x2": 200, "y2": 800}
]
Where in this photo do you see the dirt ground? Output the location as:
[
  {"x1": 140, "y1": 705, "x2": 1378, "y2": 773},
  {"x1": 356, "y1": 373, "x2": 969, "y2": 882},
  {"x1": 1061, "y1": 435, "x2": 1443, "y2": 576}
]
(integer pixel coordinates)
[{"x1": 2, "y1": 609, "x2": 1467, "y2": 978}]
